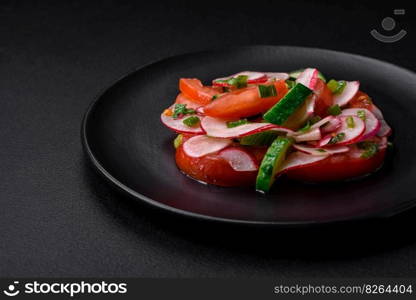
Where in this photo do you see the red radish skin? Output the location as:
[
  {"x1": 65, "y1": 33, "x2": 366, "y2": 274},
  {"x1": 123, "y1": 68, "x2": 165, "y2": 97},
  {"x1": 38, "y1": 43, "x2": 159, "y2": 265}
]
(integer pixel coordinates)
[
  {"x1": 183, "y1": 135, "x2": 232, "y2": 158},
  {"x1": 318, "y1": 116, "x2": 365, "y2": 147},
  {"x1": 341, "y1": 108, "x2": 381, "y2": 141},
  {"x1": 218, "y1": 147, "x2": 258, "y2": 171},
  {"x1": 160, "y1": 112, "x2": 205, "y2": 134},
  {"x1": 296, "y1": 68, "x2": 319, "y2": 90},
  {"x1": 201, "y1": 116, "x2": 294, "y2": 139},
  {"x1": 333, "y1": 81, "x2": 360, "y2": 107},
  {"x1": 293, "y1": 144, "x2": 349, "y2": 156}
]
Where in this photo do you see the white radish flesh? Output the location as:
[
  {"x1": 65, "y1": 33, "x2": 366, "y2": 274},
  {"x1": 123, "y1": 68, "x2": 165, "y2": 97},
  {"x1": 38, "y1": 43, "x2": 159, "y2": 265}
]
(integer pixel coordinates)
[
  {"x1": 183, "y1": 135, "x2": 232, "y2": 158},
  {"x1": 296, "y1": 68, "x2": 319, "y2": 90},
  {"x1": 293, "y1": 144, "x2": 349, "y2": 156},
  {"x1": 341, "y1": 108, "x2": 380, "y2": 141},
  {"x1": 333, "y1": 81, "x2": 360, "y2": 107},
  {"x1": 318, "y1": 116, "x2": 365, "y2": 147},
  {"x1": 218, "y1": 147, "x2": 258, "y2": 171},
  {"x1": 294, "y1": 128, "x2": 321, "y2": 142},
  {"x1": 161, "y1": 113, "x2": 204, "y2": 134},
  {"x1": 279, "y1": 151, "x2": 328, "y2": 173},
  {"x1": 201, "y1": 116, "x2": 293, "y2": 138}
]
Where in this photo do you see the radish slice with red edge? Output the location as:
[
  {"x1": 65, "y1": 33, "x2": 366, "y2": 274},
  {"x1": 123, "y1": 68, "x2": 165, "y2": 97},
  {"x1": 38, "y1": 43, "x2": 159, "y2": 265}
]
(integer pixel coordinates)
[
  {"x1": 218, "y1": 147, "x2": 258, "y2": 171},
  {"x1": 201, "y1": 116, "x2": 294, "y2": 138},
  {"x1": 294, "y1": 128, "x2": 321, "y2": 142},
  {"x1": 183, "y1": 135, "x2": 232, "y2": 158},
  {"x1": 370, "y1": 104, "x2": 392, "y2": 137},
  {"x1": 161, "y1": 113, "x2": 204, "y2": 134},
  {"x1": 279, "y1": 151, "x2": 328, "y2": 173},
  {"x1": 322, "y1": 117, "x2": 342, "y2": 133},
  {"x1": 318, "y1": 115, "x2": 365, "y2": 147},
  {"x1": 263, "y1": 72, "x2": 289, "y2": 80},
  {"x1": 213, "y1": 71, "x2": 267, "y2": 86},
  {"x1": 293, "y1": 144, "x2": 349, "y2": 156},
  {"x1": 333, "y1": 81, "x2": 360, "y2": 107},
  {"x1": 310, "y1": 116, "x2": 334, "y2": 130},
  {"x1": 341, "y1": 108, "x2": 380, "y2": 141},
  {"x1": 296, "y1": 68, "x2": 319, "y2": 90}
]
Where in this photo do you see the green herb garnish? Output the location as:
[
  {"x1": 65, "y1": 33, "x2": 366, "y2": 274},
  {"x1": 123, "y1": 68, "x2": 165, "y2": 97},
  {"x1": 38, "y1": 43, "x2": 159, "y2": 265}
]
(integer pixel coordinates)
[
  {"x1": 327, "y1": 104, "x2": 342, "y2": 116},
  {"x1": 328, "y1": 132, "x2": 346, "y2": 144},
  {"x1": 358, "y1": 141, "x2": 379, "y2": 158},
  {"x1": 317, "y1": 149, "x2": 327, "y2": 152},
  {"x1": 182, "y1": 116, "x2": 200, "y2": 127},
  {"x1": 357, "y1": 110, "x2": 366, "y2": 121},
  {"x1": 285, "y1": 79, "x2": 296, "y2": 89},
  {"x1": 346, "y1": 116, "x2": 355, "y2": 128},
  {"x1": 212, "y1": 94, "x2": 219, "y2": 101},
  {"x1": 215, "y1": 75, "x2": 248, "y2": 89},
  {"x1": 172, "y1": 104, "x2": 195, "y2": 119},
  {"x1": 226, "y1": 119, "x2": 249, "y2": 128},
  {"x1": 258, "y1": 85, "x2": 277, "y2": 98},
  {"x1": 173, "y1": 134, "x2": 183, "y2": 148},
  {"x1": 310, "y1": 116, "x2": 322, "y2": 124},
  {"x1": 327, "y1": 79, "x2": 346, "y2": 94}
]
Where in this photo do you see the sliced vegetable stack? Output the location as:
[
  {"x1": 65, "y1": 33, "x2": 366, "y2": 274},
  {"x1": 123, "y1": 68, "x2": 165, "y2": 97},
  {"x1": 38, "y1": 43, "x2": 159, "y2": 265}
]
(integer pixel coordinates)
[{"x1": 161, "y1": 69, "x2": 392, "y2": 193}]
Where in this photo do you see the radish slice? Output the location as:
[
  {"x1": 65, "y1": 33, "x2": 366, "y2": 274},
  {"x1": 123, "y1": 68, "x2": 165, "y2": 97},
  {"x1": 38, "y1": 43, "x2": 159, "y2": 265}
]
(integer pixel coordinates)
[
  {"x1": 305, "y1": 95, "x2": 316, "y2": 116},
  {"x1": 263, "y1": 72, "x2": 289, "y2": 80},
  {"x1": 341, "y1": 108, "x2": 381, "y2": 141},
  {"x1": 310, "y1": 116, "x2": 334, "y2": 130},
  {"x1": 293, "y1": 144, "x2": 349, "y2": 156},
  {"x1": 318, "y1": 116, "x2": 365, "y2": 147},
  {"x1": 161, "y1": 113, "x2": 204, "y2": 134},
  {"x1": 201, "y1": 116, "x2": 294, "y2": 138},
  {"x1": 213, "y1": 71, "x2": 267, "y2": 86},
  {"x1": 378, "y1": 119, "x2": 392, "y2": 137},
  {"x1": 379, "y1": 136, "x2": 388, "y2": 150},
  {"x1": 294, "y1": 128, "x2": 321, "y2": 142},
  {"x1": 183, "y1": 135, "x2": 232, "y2": 158},
  {"x1": 279, "y1": 151, "x2": 328, "y2": 173},
  {"x1": 322, "y1": 117, "x2": 341, "y2": 133},
  {"x1": 218, "y1": 147, "x2": 258, "y2": 171},
  {"x1": 296, "y1": 68, "x2": 319, "y2": 90},
  {"x1": 333, "y1": 81, "x2": 360, "y2": 107},
  {"x1": 370, "y1": 105, "x2": 392, "y2": 137}
]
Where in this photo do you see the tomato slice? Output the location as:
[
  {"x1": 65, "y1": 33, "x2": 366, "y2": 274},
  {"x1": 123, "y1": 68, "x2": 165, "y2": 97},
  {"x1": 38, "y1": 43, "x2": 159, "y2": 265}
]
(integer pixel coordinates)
[
  {"x1": 179, "y1": 78, "x2": 222, "y2": 105},
  {"x1": 175, "y1": 145, "x2": 261, "y2": 187},
  {"x1": 175, "y1": 93, "x2": 202, "y2": 109},
  {"x1": 314, "y1": 79, "x2": 334, "y2": 117},
  {"x1": 203, "y1": 80, "x2": 288, "y2": 119},
  {"x1": 285, "y1": 147, "x2": 386, "y2": 182},
  {"x1": 348, "y1": 91, "x2": 373, "y2": 110}
]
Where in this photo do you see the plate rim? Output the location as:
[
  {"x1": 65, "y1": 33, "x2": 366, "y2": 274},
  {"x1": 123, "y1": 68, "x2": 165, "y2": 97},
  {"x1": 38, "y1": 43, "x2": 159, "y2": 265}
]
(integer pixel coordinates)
[{"x1": 81, "y1": 45, "x2": 416, "y2": 227}]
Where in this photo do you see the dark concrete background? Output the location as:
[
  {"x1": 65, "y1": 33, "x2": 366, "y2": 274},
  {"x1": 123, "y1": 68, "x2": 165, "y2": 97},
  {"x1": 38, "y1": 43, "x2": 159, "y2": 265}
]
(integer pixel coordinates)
[{"x1": 0, "y1": 0, "x2": 415, "y2": 277}]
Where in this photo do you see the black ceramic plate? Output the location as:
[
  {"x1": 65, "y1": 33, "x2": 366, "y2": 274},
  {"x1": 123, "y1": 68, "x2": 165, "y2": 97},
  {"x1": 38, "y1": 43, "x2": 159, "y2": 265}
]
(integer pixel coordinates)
[{"x1": 82, "y1": 46, "x2": 416, "y2": 226}]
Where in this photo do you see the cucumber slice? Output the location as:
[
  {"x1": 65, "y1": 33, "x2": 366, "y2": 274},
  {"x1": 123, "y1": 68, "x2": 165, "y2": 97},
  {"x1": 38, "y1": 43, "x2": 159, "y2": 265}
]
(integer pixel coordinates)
[
  {"x1": 173, "y1": 134, "x2": 183, "y2": 148},
  {"x1": 289, "y1": 69, "x2": 327, "y2": 82},
  {"x1": 239, "y1": 131, "x2": 280, "y2": 146},
  {"x1": 256, "y1": 136, "x2": 294, "y2": 193},
  {"x1": 263, "y1": 83, "x2": 312, "y2": 125}
]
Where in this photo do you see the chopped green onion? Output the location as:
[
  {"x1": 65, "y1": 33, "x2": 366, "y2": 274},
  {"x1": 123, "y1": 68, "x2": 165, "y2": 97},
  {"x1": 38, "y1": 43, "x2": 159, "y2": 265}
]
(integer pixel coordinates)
[
  {"x1": 226, "y1": 119, "x2": 248, "y2": 128},
  {"x1": 327, "y1": 79, "x2": 346, "y2": 94},
  {"x1": 223, "y1": 86, "x2": 230, "y2": 93},
  {"x1": 328, "y1": 132, "x2": 346, "y2": 144},
  {"x1": 317, "y1": 149, "x2": 327, "y2": 152},
  {"x1": 258, "y1": 85, "x2": 277, "y2": 98},
  {"x1": 285, "y1": 79, "x2": 296, "y2": 89},
  {"x1": 173, "y1": 134, "x2": 183, "y2": 148},
  {"x1": 310, "y1": 116, "x2": 322, "y2": 124},
  {"x1": 182, "y1": 116, "x2": 200, "y2": 127},
  {"x1": 172, "y1": 104, "x2": 195, "y2": 119},
  {"x1": 357, "y1": 110, "x2": 366, "y2": 121},
  {"x1": 211, "y1": 94, "x2": 219, "y2": 101},
  {"x1": 358, "y1": 141, "x2": 379, "y2": 158},
  {"x1": 327, "y1": 104, "x2": 342, "y2": 116},
  {"x1": 215, "y1": 75, "x2": 248, "y2": 89},
  {"x1": 346, "y1": 116, "x2": 355, "y2": 128}
]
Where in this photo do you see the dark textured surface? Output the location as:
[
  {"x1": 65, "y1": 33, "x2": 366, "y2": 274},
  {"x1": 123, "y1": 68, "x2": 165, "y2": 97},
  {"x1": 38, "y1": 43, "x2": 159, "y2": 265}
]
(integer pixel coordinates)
[{"x1": 1, "y1": 0, "x2": 416, "y2": 277}]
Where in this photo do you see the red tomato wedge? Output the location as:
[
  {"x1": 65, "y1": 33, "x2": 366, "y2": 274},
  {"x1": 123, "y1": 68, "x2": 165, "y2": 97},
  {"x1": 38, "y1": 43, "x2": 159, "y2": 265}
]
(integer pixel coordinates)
[
  {"x1": 203, "y1": 80, "x2": 288, "y2": 119},
  {"x1": 175, "y1": 145, "x2": 259, "y2": 187},
  {"x1": 175, "y1": 93, "x2": 202, "y2": 109},
  {"x1": 179, "y1": 78, "x2": 222, "y2": 105},
  {"x1": 286, "y1": 147, "x2": 386, "y2": 182},
  {"x1": 314, "y1": 79, "x2": 334, "y2": 117}
]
